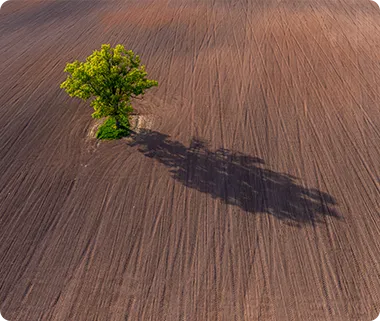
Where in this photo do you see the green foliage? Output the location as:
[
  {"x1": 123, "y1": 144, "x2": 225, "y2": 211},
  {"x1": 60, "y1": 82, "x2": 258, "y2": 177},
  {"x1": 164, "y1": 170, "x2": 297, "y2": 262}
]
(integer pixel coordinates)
[
  {"x1": 61, "y1": 44, "x2": 158, "y2": 139},
  {"x1": 96, "y1": 116, "x2": 129, "y2": 140}
]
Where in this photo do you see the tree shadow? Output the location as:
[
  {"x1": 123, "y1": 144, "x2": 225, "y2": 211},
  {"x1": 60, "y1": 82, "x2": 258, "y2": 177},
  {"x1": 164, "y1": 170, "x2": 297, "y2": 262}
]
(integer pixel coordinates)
[{"x1": 128, "y1": 130, "x2": 341, "y2": 225}]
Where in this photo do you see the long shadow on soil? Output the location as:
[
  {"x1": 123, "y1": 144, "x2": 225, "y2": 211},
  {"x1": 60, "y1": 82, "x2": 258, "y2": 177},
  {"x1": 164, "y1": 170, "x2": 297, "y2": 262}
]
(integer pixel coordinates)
[{"x1": 128, "y1": 130, "x2": 340, "y2": 225}]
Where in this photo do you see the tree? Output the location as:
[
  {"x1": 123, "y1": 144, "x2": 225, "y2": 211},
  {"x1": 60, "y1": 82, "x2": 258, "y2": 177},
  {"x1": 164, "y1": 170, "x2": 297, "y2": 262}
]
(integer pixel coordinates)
[{"x1": 61, "y1": 44, "x2": 158, "y2": 139}]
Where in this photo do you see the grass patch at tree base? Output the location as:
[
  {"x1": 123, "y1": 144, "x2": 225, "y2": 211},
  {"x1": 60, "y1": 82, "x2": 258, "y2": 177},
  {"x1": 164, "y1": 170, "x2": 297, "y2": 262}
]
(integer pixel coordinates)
[{"x1": 96, "y1": 116, "x2": 130, "y2": 140}]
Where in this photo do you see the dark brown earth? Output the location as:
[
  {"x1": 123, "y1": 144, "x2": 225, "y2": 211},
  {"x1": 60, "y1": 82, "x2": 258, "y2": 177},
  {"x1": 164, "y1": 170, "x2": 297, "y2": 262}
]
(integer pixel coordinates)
[{"x1": 1, "y1": 0, "x2": 380, "y2": 320}]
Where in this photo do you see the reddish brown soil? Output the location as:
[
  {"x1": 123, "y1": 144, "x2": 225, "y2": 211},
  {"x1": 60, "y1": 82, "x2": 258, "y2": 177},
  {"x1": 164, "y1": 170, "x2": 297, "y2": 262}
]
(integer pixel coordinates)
[{"x1": 1, "y1": 0, "x2": 380, "y2": 320}]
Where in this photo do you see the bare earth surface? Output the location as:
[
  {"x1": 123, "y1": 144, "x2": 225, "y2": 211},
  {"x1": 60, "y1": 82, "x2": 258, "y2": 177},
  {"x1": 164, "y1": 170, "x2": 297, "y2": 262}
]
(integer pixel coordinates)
[{"x1": 0, "y1": 0, "x2": 380, "y2": 320}]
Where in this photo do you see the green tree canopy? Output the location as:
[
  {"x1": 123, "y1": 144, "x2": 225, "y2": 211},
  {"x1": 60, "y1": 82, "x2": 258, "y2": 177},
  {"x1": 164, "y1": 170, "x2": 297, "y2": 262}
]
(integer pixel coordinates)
[{"x1": 61, "y1": 44, "x2": 158, "y2": 139}]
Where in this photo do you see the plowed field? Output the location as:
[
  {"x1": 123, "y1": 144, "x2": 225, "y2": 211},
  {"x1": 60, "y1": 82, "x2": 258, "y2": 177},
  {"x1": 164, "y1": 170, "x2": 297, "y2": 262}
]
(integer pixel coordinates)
[{"x1": 1, "y1": 0, "x2": 380, "y2": 320}]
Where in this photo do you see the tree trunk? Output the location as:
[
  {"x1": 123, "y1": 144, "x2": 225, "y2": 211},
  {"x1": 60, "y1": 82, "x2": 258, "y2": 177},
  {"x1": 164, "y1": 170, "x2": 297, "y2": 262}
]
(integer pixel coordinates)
[
  {"x1": 115, "y1": 117, "x2": 120, "y2": 129},
  {"x1": 113, "y1": 103, "x2": 120, "y2": 129}
]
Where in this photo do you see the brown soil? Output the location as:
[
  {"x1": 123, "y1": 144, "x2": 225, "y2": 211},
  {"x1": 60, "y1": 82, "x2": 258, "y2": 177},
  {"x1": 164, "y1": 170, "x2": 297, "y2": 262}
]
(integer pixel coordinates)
[{"x1": 1, "y1": 0, "x2": 380, "y2": 320}]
